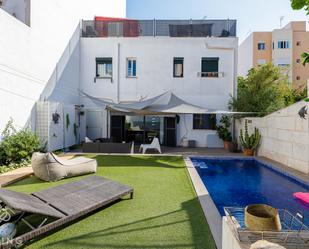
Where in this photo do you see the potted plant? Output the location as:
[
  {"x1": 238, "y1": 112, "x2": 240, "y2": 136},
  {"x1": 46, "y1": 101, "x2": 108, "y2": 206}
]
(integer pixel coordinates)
[
  {"x1": 239, "y1": 120, "x2": 261, "y2": 156},
  {"x1": 216, "y1": 116, "x2": 232, "y2": 150},
  {"x1": 228, "y1": 140, "x2": 238, "y2": 153}
]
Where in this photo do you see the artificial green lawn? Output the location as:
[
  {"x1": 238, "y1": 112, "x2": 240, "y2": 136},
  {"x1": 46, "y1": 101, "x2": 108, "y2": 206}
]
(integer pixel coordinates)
[{"x1": 7, "y1": 156, "x2": 216, "y2": 249}]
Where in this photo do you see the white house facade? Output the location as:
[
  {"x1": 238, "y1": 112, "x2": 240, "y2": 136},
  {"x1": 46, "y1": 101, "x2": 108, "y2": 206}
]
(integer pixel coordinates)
[{"x1": 77, "y1": 19, "x2": 238, "y2": 148}]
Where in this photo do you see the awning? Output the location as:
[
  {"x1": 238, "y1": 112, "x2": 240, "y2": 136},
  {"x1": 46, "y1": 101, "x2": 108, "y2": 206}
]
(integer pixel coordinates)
[
  {"x1": 106, "y1": 92, "x2": 216, "y2": 115},
  {"x1": 82, "y1": 91, "x2": 254, "y2": 115}
]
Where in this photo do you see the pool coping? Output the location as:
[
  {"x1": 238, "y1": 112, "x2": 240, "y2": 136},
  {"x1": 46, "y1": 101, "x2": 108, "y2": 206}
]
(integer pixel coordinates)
[
  {"x1": 184, "y1": 156, "x2": 223, "y2": 249},
  {"x1": 184, "y1": 155, "x2": 309, "y2": 249}
]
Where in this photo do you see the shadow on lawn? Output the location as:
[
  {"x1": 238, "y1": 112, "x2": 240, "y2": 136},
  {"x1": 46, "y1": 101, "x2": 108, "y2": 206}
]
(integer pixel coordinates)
[
  {"x1": 92, "y1": 155, "x2": 186, "y2": 169},
  {"x1": 28, "y1": 197, "x2": 215, "y2": 249}
]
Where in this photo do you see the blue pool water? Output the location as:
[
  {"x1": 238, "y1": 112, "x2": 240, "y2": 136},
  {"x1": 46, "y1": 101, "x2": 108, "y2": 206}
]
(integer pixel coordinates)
[{"x1": 191, "y1": 157, "x2": 309, "y2": 226}]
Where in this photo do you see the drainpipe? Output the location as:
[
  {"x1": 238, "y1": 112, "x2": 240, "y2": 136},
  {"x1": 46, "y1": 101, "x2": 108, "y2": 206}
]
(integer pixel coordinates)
[
  {"x1": 117, "y1": 43, "x2": 121, "y2": 103},
  {"x1": 232, "y1": 39, "x2": 238, "y2": 141}
]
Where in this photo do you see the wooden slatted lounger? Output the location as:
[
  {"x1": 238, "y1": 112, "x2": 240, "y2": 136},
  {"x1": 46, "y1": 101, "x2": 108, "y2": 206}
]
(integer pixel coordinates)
[{"x1": 0, "y1": 176, "x2": 134, "y2": 249}]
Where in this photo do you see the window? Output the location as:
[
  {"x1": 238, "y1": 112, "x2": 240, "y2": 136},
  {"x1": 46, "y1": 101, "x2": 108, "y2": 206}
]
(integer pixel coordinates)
[
  {"x1": 173, "y1": 57, "x2": 184, "y2": 77},
  {"x1": 201, "y1": 57, "x2": 219, "y2": 77},
  {"x1": 193, "y1": 114, "x2": 216, "y2": 130},
  {"x1": 297, "y1": 59, "x2": 301, "y2": 64},
  {"x1": 257, "y1": 42, "x2": 266, "y2": 50},
  {"x1": 277, "y1": 41, "x2": 289, "y2": 49},
  {"x1": 272, "y1": 42, "x2": 274, "y2": 50},
  {"x1": 296, "y1": 76, "x2": 301, "y2": 80},
  {"x1": 278, "y1": 64, "x2": 290, "y2": 67},
  {"x1": 127, "y1": 58, "x2": 137, "y2": 77},
  {"x1": 296, "y1": 41, "x2": 301, "y2": 46},
  {"x1": 96, "y1": 58, "x2": 112, "y2": 78},
  {"x1": 257, "y1": 59, "x2": 266, "y2": 65}
]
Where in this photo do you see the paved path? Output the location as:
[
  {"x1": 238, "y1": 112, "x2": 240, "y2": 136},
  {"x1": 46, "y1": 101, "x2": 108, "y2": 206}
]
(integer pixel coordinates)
[{"x1": 0, "y1": 166, "x2": 33, "y2": 187}]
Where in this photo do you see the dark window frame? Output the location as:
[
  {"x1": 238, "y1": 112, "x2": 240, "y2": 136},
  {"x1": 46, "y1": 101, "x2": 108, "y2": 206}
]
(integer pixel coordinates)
[
  {"x1": 257, "y1": 42, "x2": 266, "y2": 50},
  {"x1": 173, "y1": 57, "x2": 184, "y2": 78},
  {"x1": 96, "y1": 57, "x2": 113, "y2": 78},
  {"x1": 278, "y1": 41, "x2": 289, "y2": 49},
  {"x1": 193, "y1": 114, "x2": 216, "y2": 130},
  {"x1": 201, "y1": 57, "x2": 219, "y2": 78}
]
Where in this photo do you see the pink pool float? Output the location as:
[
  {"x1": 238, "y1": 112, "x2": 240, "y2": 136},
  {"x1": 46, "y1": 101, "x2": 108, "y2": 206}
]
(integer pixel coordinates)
[{"x1": 293, "y1": 192, "x2": 309, "y2": 204}]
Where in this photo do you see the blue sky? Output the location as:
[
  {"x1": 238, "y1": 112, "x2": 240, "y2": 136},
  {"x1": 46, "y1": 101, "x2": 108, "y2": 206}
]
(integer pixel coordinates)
[{"x1": 127, "y1": 0, "x2": 309, "y2": 42}]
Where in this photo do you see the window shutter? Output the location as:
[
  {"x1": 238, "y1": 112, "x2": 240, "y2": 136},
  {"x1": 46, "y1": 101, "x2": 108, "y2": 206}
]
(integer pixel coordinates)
[{"x1": 133, "y1": 60, "x2": 136, "y2": 76}]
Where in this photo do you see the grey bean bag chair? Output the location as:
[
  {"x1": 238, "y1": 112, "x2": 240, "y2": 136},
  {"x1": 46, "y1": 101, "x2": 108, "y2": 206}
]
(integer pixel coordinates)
[{"x1": 31, "y1": 152, "x2": 97, "y2": 182}]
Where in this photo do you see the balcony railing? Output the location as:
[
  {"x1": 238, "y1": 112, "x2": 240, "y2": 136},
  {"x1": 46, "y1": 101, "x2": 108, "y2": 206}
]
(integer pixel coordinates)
[
  {"x1": 82, "y1": 19, "x2": 236, "y2": 38},
  {"x1": 197, "y1": 72, "x2": 224, "y2": 78}
]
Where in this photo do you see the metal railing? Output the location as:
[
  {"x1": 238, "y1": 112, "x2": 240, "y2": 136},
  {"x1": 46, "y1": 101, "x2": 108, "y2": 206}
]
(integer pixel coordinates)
[
  {"x1": 197, "y1": 72, "x2": 224, "y2": 78},
  {"x1": 82, "y1": 19, "x2": 236, "y2": 38}
]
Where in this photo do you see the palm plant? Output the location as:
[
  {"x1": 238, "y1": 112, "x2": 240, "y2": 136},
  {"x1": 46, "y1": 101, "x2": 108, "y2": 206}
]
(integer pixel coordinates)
[{"x1": 301, "y1": 52, "x2": 309, "y2": 66}]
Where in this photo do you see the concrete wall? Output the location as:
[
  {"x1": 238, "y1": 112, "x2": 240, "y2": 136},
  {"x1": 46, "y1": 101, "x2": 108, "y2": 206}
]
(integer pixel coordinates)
[
  {"x1": 236, "y1": 100, "x2": 309, "y2": 174},
  {"x1": 272, "y1": 29, "x2": 293, "y2": 68},
  {"x1": 222, "y1": 218, "x2": 243, "y2": 249},
  {"x1": 0, "y1": 0, "x2": 126, "y2": 133},
  {"x1": 35, "y1": 101, "x2": 79, "y2": 151},
  {"x1": 1, "y1": 0, "x2": 30, "y2": 25},
  {"x1": 292, "y1": 26, "x2": 309, "y2": 89},
  {"x1": 80, "y1": 37, "x2": 238, "y2": 147},
  {"x1": 238, "y1": 33, "x2": 253, "y2": 76},
  {"x1": 252, "y1": 32, "x2": 272, "y2": 67}
]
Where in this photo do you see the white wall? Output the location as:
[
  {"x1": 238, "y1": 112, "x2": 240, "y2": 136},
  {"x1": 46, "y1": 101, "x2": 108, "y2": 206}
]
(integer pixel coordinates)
[
  {"x1": 1, "y1": 0, "x2": 30, "y2": 25},
  {"x1": 222, "y1": 218, "x2": 243, "y2": 249},
  {"x1": 36, "y1": 101, "x2": 80, "y2": 151},
  {"x1": 80, "y1": 37, "x2": 238, "y2": 147},
  {"x1": 272, "y1": 29, "x2": 293, "y2": 82},
  {"x1": 236, "y1": 100, "x2": 309, "y2": 174},
  {"x1": 0, "y1": 0, "x2": 126, "y2": 132},
  {"x1": 177, "y1": 114, "x2": 223, "y2": 147},
  {"x1": 238, "y1": 33, "x2": 253, "y2": 77}
]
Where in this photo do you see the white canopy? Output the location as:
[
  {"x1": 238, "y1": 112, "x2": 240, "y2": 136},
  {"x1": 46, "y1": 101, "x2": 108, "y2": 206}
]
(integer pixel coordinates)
[
  {"x1": 107, "y1": 92, "x2": 224, "y2": 115},
  {"x1": 83, "y1": 91, "x2": 253, "y2": 115}
]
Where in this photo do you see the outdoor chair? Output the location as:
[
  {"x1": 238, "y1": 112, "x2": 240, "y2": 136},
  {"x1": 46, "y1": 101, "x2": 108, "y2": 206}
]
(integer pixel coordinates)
[
  {"x1": 31, "y1": 152, "x2": 97, "y2": 182},
  {"x1": 0, "y1": 176, "x2": 133, "y2": 248},
  {"x1": 139, "y1": 137, "x2": 162, "y2": 154}
]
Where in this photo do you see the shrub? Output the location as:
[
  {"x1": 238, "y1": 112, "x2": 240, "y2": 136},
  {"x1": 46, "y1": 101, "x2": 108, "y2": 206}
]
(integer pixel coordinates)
[
  {"x1": 0, "y1": 119, "x2": 42, "y2": 166},
  {"x1": 216, "y1": 116, "x2": 232, "y2": 142},
  {"x1": 229, "y1": 64, "x2": 295, "y2": 116}
]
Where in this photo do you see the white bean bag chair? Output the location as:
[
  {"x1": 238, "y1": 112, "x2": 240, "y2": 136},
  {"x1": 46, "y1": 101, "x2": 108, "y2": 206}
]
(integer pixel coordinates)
[{"x1": 31, "y1": 152, "x2": 97, "y2": 182}]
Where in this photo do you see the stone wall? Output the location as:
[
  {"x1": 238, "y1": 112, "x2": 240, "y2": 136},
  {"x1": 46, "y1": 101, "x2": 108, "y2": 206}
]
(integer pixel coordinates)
[{"x1": 235, "y1": 100, "x2": 309, "y2": 174}]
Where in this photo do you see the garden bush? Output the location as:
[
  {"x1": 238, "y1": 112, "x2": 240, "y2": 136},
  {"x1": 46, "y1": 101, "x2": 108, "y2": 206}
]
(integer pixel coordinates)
[{"x1": 0, "y1": 119, "x2": 42, "y2": 167}]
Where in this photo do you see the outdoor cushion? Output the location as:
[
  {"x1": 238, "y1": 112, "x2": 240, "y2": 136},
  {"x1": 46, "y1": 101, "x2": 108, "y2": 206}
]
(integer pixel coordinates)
[
  {"x1": 31, "y1": 152, "x2": 97, "y2": 182},
  {"x1": 293, "y1": 192, "x2": 309, "y2": 204}
]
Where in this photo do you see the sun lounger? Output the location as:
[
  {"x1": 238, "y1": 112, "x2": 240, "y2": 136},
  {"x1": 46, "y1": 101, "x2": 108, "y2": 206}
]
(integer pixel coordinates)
[{"x1": 0, "y1": 176, "x2": 133, "y2": 248}]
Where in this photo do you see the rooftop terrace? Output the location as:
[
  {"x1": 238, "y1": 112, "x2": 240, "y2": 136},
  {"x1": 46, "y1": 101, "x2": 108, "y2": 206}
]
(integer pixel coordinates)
[{"x1": 82, "y1": 19, "x2": 237, "y2": 38}]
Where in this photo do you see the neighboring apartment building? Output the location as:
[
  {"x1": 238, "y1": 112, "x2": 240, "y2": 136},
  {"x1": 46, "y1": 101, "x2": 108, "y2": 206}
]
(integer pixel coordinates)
[
  {"x1": 238, "y1": 21, "x2": 309, "y2": 89},
  {"x1": 0, "y1": 0, "x2": 126, "y2": 132}
]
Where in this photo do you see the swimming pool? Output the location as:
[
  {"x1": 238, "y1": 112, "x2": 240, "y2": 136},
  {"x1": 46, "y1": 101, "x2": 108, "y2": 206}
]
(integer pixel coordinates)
[{"x1": 191, "y1": 157, "x2": 309, "y2": 226}]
